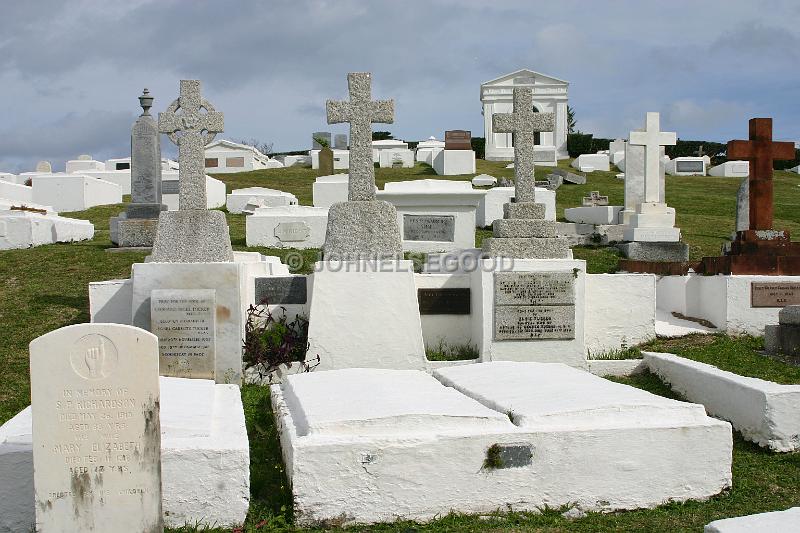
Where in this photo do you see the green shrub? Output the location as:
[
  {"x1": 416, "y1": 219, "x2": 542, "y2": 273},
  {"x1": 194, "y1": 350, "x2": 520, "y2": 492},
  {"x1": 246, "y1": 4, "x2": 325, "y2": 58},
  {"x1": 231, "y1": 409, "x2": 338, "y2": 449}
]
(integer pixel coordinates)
[{"x1": 567, "y1": 133, "x2": 593, "y2": 157}]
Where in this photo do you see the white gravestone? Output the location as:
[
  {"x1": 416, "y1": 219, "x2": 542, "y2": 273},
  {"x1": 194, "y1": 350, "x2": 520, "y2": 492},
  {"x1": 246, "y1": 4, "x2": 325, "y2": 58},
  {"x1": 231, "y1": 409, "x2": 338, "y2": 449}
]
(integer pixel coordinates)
[
  {"x1": 151, "y1": 289, "x2": 216, "y2": 380},
  {"x1": 30, "y1": 323, "x2": 162, "y2": 532}
]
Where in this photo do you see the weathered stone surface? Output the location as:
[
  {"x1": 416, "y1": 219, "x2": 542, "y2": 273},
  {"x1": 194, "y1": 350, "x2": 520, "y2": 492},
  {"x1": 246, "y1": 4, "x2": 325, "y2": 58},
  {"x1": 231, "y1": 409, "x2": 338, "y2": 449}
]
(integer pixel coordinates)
[
  {"x1": 323, "y1": 200, "x2": 403, "y2": 259},
  {"x1": 780, "y1": 305, "x2": 800, "y2": 326},
  {"x1": 492, "y1": 87, "x2": 554, "y2": 203},
  {"x1": 494, "y1": 305, "x2": 576, "y2": 340},
  {"x1": 131, "y1": 89, "x2": 163, "y2": 205},
  {"x1": 318, "y1": 146, "x2": 334, "y2": 177},
  {"x1": 503, "y1": 202, "x2": 546, "y2": 220},
  {"x1": 254, "y1": 276, "x2": 308, "y2": 305},
  {"x1": 126, "y1": 203, "x2": 167, "y2": 219},
  {"x1": 30, "y1": 323, "x2": 162, "y2": 532},
  {"x1": 546, "y1": 173, "x2": 563, "y2": 190},
  {"x1": 150, "y1": 210, "x2": 234, "y2": 263},
  {"x1": 494, "y1": 271, "x2": 575, "y2": 306},
  {"x1": 736, "y1": 177, "x2": 749, "y2": 232},
  {"x1": 551, "y1": 167, "x2": 586, "y2": 185},
  {"x1": 327, "y1": 72, "x2": 394, "y2": 202},
  {"x1": 493, "y1": 219, "x2": 555, "y2": 238},
  {"x1": 482, "y1": 237, "x2": 571, "y2": 259},
  {"x1": 151, "y1": 289, "x2": 216, "y2": 379},
  {"x1": 118, "y1": 218, "x2": 159, "y2": 248},
  {"x1": 403, "y1": 214, "x2": 455, "y2": 242},
  {"x1": 617, "y1": 241, "x2": 689, "y2": 262}
]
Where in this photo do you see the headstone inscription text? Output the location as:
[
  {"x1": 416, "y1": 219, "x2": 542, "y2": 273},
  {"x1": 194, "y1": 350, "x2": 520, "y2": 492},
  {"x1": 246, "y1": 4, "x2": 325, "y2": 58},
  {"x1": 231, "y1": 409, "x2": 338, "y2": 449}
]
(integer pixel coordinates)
[
  {"x1": 274, "y1": 221, "x2": 311, "y2": 242},
  {"x1": 403, "y1": 214, "x2": 455, "y2": 242},
  {"x1": 494, "y1": 272, "x2": 575, "y2": 340},
  {"x1": 751, "y1": 282, "x2": 800, "y2": 308},
  {"x1": 418, "y1": 288, "x2": 471, "y2": 315},
  {"x1": 30, "y1": 324, "x2": 163, "y2": 532},
  {"x1": 254, "y1": 276, "x2": 308, "y2": 305},
  {"x1": 161, "y1": 180, "x2": 180, "y2": 195},
  {"x1": 675, "y1": 160, "x2": 705, "y2": 173},
  {"x1": 151, "y1": 289, "x2": 216, "y2": 379}
]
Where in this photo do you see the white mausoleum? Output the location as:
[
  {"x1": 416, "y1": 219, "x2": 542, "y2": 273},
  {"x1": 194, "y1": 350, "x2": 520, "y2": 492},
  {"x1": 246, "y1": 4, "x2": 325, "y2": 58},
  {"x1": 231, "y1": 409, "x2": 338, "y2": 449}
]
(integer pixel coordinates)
[
  {"x1": 481, "y1": 69, "x2": 569, "y2": 162},
  {"x1": 204, "y1": 139, "x2": 282, "y2": 173}
]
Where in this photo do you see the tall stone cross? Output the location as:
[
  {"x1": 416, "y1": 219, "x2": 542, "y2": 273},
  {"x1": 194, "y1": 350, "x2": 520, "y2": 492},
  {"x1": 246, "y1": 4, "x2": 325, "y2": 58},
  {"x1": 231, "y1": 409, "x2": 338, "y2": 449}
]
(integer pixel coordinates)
[
  {"x1": 628, "y1": 112, "x2": 676, "y2": 204},
  {"x1": 159, "y1": 80, "x2": 223, "y2": 210},
  {"x1": 728, "y1": 118, "x2": 795, "y2": 230},
  {"x1": 327, "y1": 72, "x2": 394, "y2": 201},
  {"x1": 492, "y1": 87, "x2": 554, "y2": 202}
]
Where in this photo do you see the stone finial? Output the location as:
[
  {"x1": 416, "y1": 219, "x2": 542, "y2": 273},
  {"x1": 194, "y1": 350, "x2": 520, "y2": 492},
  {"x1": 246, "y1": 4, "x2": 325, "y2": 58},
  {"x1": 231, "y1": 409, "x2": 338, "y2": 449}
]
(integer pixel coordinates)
[{"x1": 139, "y1": 88, "x2": 154, "y2": 116}]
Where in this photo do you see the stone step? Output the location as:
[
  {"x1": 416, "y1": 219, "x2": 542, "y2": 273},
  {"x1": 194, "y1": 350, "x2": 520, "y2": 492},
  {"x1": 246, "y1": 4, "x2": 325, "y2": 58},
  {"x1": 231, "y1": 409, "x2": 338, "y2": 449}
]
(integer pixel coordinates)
[
  {"x1": 503, "y1": 202, "x2": 546, "y2": 220},
  {"x1": 482, "y1": 237, "x2": 571, "y2": 259},
  {"x1": 493, "y1": 219, "x2": 556, "y2": 238}
]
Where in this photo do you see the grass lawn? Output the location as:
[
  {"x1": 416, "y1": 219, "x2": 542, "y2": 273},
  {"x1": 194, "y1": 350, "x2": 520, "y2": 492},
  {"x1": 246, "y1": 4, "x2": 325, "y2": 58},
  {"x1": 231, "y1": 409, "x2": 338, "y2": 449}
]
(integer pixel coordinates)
[{"x1": 1, "y1": 160, "x2": 800, "y2": 531}]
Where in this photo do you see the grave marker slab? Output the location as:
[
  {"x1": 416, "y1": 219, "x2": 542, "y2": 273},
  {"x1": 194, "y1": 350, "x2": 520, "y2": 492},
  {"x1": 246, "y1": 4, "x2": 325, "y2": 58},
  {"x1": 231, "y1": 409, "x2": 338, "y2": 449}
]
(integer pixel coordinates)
[
  {"x1": 30, "y1": 323, "x2": 162, "y2": 532},
  {"x1": 403, "y1": 214, "x2": 455, "y2": 242},
  {"x1": 751, "y1": 282, "x2": 800, "y2": 307},
  {"x1": 274, "y1": 221, "x2": 311, "y2": 242},
  {"x1": 493, "y1": 271, "x2": 576, "y2": 340},
  {"x1": 254, "y1": 276, "x2": 308, "y2": 305},
  {"x1": 151, "y1": 289, "x2": 216, "y2": 379},
  {"x1": 417, "y1": 288, "x2": 471, "y2": 315}
]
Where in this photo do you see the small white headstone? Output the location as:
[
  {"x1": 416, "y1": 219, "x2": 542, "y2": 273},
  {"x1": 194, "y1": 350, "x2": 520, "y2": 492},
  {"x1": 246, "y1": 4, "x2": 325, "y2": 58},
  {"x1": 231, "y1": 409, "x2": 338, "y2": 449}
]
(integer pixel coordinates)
[
  {"x1": 77, "y1": 154, "x2": 93, "y2": 161},
  {"x1": 35, "y1": 161, "x2": 52, "y2": 173},
  {"x1": 30, "y1": 323, "x2": 162, "y2": 532}
]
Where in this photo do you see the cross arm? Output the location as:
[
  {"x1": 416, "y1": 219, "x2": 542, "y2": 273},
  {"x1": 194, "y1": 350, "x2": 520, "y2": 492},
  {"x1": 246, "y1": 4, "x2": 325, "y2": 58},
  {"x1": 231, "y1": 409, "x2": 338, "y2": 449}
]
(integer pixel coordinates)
[
  {"x1": 200, "y1": 111, "x2": 224, "y2": 134},
  {"x1": 369, "y1": 100, "x2": 394, "y2": 124},
  {"x1": 493, "y1": 113, "x2": 515, "y2": 134},
  {"x1": 530, "y1": 112, "x2": 555, "y2": 133},
  {"x1": 326, "y1": 100, "x2": 350, "y2": 125},
  {"x1": 726, "y1": 140, "x2": 753, "y2": 160},
  {"x1": 772, "y1": 141, "x2": 796, "y2": 161},
  {"x1": 158, "y1": 112, "x2": 182, "y2": 135}
]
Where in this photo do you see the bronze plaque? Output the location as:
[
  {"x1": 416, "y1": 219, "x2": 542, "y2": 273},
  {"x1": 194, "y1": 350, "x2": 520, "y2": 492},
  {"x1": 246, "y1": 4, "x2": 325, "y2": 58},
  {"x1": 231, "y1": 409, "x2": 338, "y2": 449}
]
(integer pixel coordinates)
[
  {"x1": 418, "y1": 288, "x2": 470, "y2": 315},
  {"x1": 226, "y1": 156, "x2": 245, "y2": 168},
  {"x1": 751, "y1": 282, "x2": 800, "y2": 307},
  {"x1": 445, "y1": 130, "x2": 472, "y2": 150},
  {"x1": 205, "y1": 157, "x2": 219, "y2": 168}
]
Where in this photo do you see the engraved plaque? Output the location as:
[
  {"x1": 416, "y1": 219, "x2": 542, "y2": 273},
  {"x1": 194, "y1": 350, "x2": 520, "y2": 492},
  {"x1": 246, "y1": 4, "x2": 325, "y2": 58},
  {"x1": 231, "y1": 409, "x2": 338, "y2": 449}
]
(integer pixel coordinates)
[
  {"x1": 675, "y1": 160, "x2": 705, "y2": 173},
  {"x1": 254, "y1": 276, "x2": 307, "y2": 305},
  {"x1": 131, "y1": 117, "x2": 161, "y2": 204},
  {"x1": 161, "y1": 180, "x2": 180, "y2": 194},
  {"x1": 495, "y1": 444, "x2": 533, "y2": 468},
  {"x1": 495, "y1": 272, "x2": 574, "y2": 306},
  {"x1": 444, "y1": 130, "x2": 472, "y2": 150},
  {"x1": 274, "y1": 221, "x2": 311, "y2": 242},
  {"x1": 29, "y1": 324, "x2": 162, "y2": 531},
  {"x1": 403, "y1": 215, "x2": 455, "y2": 242},
  {"x1": 494, "y1": 305, "x2": 576, "y2": 340},
  {"x1": 151, "y1": 289, "x2": 216, "y2": 379},
  {"x1": 751, "y1": 282, "x2": 800, "y2": 308},
  {"x1": 418, "y1": 288, "x2": 471, "y2": 315}
]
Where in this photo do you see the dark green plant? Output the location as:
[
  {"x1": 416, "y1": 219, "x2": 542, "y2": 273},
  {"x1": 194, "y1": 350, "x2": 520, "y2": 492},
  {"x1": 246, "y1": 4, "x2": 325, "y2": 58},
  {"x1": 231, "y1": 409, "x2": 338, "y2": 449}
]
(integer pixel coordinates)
[
  {"x1": 567, "y1": 133, "x2": 593, "y2": 157},
  {"x1": 312, "y1": 135, "x2": 330, "y2": 148},
  {"x1": 483, "y1": 444, "x2": 504, "y2": 470},
  {"x1": 372, "y1": 131, "x2": 393, "y2": 140},
  {"x1": 567, "y1": 105, "x2": 576, "y2": 134},
  {"x1": 242, "y1": 304, "x2": 318, "y2": 381}
]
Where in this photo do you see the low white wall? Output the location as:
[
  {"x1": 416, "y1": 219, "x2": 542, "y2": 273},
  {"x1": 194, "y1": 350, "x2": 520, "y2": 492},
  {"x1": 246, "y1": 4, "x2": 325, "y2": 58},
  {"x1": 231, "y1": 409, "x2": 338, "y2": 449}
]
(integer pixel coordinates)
[
  {"x1": 585, "y1": 273, "x2": 656, "y2": 356},
  {"x1": 89, "y1": 279, "x2": 133, "y2": 324},
  {"x1": 414, "y1": 274, "x2": 473, "y2": 351},
  {"x1": 0, "y1": 181, "x2": 33, "y2": 204}
]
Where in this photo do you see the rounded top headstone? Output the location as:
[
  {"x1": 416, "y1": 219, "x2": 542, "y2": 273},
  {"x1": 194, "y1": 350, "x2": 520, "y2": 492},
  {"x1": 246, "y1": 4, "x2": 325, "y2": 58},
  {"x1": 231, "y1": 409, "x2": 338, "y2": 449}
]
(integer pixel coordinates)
[
  {"x1": 139, "y1": 88, "x2": 153, "y2": 116},
  {"x1": 77, "y1": 154, "x2": 92, "y2": 161},
  {"x1": 35, "y1": 160, "x2": 52, "y2": 173}
]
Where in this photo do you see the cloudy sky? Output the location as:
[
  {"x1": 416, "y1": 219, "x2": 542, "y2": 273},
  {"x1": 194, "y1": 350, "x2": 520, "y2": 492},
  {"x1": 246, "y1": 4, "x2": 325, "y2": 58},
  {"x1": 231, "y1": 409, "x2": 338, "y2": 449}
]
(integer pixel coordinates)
[{"x1": 1, "y1": 0, "x2": 798, "y2": 172}]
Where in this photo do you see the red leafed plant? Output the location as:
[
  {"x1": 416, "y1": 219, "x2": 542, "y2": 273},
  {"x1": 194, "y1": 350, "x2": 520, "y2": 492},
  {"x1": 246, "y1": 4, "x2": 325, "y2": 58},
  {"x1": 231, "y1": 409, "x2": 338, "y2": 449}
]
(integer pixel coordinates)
[{"x1": 243, "y1": 303, "x2": 319, "y2": 382}]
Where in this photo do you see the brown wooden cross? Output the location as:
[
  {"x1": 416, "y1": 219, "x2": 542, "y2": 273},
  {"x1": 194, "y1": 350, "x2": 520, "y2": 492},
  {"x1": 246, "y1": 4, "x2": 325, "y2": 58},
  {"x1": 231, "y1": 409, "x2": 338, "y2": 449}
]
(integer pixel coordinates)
[{"x1": 727, "y1": 118, "x2": 794, "y2": 230}]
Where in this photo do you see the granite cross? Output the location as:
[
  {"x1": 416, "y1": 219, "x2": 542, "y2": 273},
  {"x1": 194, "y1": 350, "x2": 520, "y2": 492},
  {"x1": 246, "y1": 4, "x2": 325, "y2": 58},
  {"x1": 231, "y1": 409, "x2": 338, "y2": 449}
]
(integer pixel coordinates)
[
  {"x1": 159, "y1": 80, "x2": 224, "y2": 210},
  {"x1": 728, "y1": 118, "x2": 795, "y2": 230},
  {"x1": 326, "y1": 72, "x2": 394, "y2": 201},
  {"x1": 628, "y1": 112, "x2": 676, "y2": 204},
  {"x1": 492, "y1": 87, "x2": 554, "y2": 202},
  {"x1": 694, "y1": 144, "x2": 706, "y2": 157}
]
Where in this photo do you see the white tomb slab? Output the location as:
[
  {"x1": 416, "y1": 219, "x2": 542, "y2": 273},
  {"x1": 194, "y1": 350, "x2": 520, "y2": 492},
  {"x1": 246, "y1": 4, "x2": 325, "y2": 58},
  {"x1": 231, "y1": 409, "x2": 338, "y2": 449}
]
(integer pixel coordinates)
[
  {"x1": 226, "y1": 187, "x2": 298, "y2": 214},
  {"x1": 0, "y1": 210, "x2": 94, "y2": 250},
  {"x1": 666, "y1": 157, "x2": 707, "y2": 176},
  {"x1": 372, "y1": 139, "x2": 409, "y2": 163},
  {"x1": 282, "y1": 154, "x2": 311, "y2": 167},
  {"x1": 571, "y1": 153, "x2": 610, "y2": 173},
  {"x1": 273, "y1": 363, "x2": 731, "y2": 526},
  {"x1": 476, "y1": 186, "x2": 555, "y2": 227},
  {"x1": 415, "y1": 137, "x2": 445, "y2": 165},
  {"x1": 709, "y1": 160, "x2": 749, "y2": 178},
  {"x1": 644, "y1": 352, "x2": 800, "y2": 452},
  {"x1": 0, "y1": 172, "x2": 17, "y2": 182},
  {"x1": 471, "y1": 174, "x2": 497, "y2": 187},
  {"x1": 378, "y1": 148, "x2": 414, "y2": 168},
  {"x1": 246, "y1": 205, "x2": 328, "y2": 249},
  {"x1": 162, "y1": 170, "x2": 226, "y2": 210},
  {"x1": 79, "y1": 170, "x2": 133, "y2": 195},
  {"x1": 65, "y1": 156, "x2": 106, "y2": 173},
  {"x1": 0, "y1": 376, "x2": 249, "y2": 531},
  {"x1": 564, "y1": 205, "x2": 623, "y2": 225},
  {"x1": 377, "y1": 179, "x2": 484, "y2": 253},
  {"x1": 31, "y1": 174, "x2": 122, "y2": 212},
  {"x1": 313, "y1": 173, "x2": 378, "y2": 209},
  {"x1": 310, "y1": 149, "x2": 350, "y2": 170},
  {"x1": 432, "y1": 149, "x2": 476, "y2": 176},
  {"x1": 704, "y1": 507, "x2": 800, "y2": 532},
  {"x1": 0, "y1": 180, "x2": 33, "y2": 204}
]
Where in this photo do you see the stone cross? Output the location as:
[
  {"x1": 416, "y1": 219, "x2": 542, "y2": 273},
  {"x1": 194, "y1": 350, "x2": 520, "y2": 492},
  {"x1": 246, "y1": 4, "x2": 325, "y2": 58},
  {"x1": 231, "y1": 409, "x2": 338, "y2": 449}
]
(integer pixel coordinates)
[
  {"x1": 628, "y1": 112, "x2": 676, "y2": 204},
  {"x1": 728, "y1": 118, "x2": 795, "y2": 230},
  {"x1": 159, "y1": 80, "x2": 223, "y2": 210},
  {"x1": 492, "y1": 87, "x2": 554, "y2": 203},
  {"x1": 327, "y1": 72, "x2": 394, "y2": 201},
  {"x1": 695, "y1": 144, "x2": 706, "y2": 157},
  {"x1": 582, "y1": 191, "x2": 609, "y2": 207}
]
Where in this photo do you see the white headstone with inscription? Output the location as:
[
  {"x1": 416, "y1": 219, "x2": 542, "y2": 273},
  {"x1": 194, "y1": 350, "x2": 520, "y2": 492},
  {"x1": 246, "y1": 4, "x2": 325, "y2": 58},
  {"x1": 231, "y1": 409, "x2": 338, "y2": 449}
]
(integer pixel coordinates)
[
  {"x1": 30, "y1": 323, "x2": 162, "y2": 532},
  {"x1": 151, "y1": 289, "x2": 216, "y2": 379}
]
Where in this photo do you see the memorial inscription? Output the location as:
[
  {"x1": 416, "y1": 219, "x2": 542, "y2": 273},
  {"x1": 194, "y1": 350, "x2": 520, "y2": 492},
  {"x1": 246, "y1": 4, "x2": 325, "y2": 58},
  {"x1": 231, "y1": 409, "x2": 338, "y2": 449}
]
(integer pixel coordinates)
[
  {"x1": 751, "y1": 282, "x2": 800, "y2": 308},
  {"x1": 161, "y1": 180, "x2": 180, "y2": 195},
  {"x1": 493, "y1": 271, "x2": 576, "y2": 340},
  {"x1": 418, "y1": 288, "x2": 471, "y2": 315},
  {"x1": 403, "y1": 214, "x2": 455, "y2": 242},
  {"x1": 675, "y1": 160, "x2": 705, "y2": 173},
  {"x1": 151, "y1": 289, "x2": 216, "y2": 379},
  {"x1": 274, "y1": 221, "x2": 311, "y2": 242},
  {"x1": 495, "y1": 272, "x2": 575, "y2": 306},
  {"x1": 254, "y1": 276, "x2": 308, "y2": 305}
]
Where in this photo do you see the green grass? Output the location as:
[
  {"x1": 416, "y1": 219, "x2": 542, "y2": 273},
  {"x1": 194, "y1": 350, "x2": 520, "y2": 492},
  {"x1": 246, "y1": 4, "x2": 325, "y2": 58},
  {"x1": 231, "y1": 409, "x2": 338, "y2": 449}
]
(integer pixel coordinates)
[
  {"x1": 425, "y1": 340, "x2": 479, "y2": 361},
  {"x1": 3, "y1": 159, "x2": 800, "y2": 531}
]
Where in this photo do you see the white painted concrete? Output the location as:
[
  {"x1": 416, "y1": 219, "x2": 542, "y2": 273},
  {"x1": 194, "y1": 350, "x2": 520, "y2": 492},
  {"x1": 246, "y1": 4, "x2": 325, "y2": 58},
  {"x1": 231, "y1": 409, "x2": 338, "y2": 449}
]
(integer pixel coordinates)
[
  {"x1": 162, "y1": 171, "x2": 225, "y2": 210},
  {"x1": 0, "y1": 377, "x2": 249, "y2": 531},
  {"x1": 704, "y1": 507, "x2": 800, "y2": 532},
  {"x1": 204, "y1": 139, "x2": 279, "y2": 173},
  {"x1": 65, "y1": 157, "x2": 105, "y2": 173},
  {"x1": 246, "y1": 205, "x2": 328, "y2": 249},
  {"x1": 415, "y1": 273, "x2": 473, "y2": 352},
  {"x1": 564, "y1": 205, "x2": 623, "y2": 225},
  {"x1": 273, "y1": 363, "x2": 731, "y2": 526},
  {"x1": 585, "y1": 273, "x2": 656, "y2": 357},
  {"x1": 31, "y1": 174, "x2": 121, "y2": 212},
  {"x1": 0, "y1": 181, "x2": 33, "y2": 204},
  {"x1": 587, "y1": 359, "x2": 646, "y2": 377},
  {"x1": 312, "y1": 173, "x2": 349, "y2": 208},
  {"x1": 89, "y1": 279, "x2": 134, "y2": 324},
  {"x1": 571, "y1": 153, "x2": 609, "y2": 173},
  {"x1": 708, "y1": 161, "x2": 749, "y2": 178},
  {"x1": 226, "y1": 187, "x2": 298, "y2": 214},
  {"x1": 471, "y1": 174, "x2": 497, "y2": 187},
  {"x1": 0, "y1": 211, "x2": 94, "y2": 250},
  {"x1": 310, "y1": 149, "x2": 350, "y2": 170},
  {"x1": 644, "y1": 352, "x2": 800, "y2": 452},
  {"x1": 79, "y1": 170, "x2": 133, "y2": 195},
  {"x1": 432, "y1": 150, "x2": 476, "y2": 175},
  {"x1": 378, "y1": 149, "x2": 414, "y2": 168},
  {"x1": 656, "y1": 308, "x2": 717, "y2": 337},
  {"x1": 476, "y1": 186, "x2": 555, "y2": 227}
]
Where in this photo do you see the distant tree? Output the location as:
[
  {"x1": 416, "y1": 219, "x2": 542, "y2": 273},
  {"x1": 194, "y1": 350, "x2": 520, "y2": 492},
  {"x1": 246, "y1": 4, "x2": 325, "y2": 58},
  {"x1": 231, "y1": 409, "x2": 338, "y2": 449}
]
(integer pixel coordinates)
[
  {"x1": 567, "y1": 106, "x2": 577, "y2": 134},
  {"x1": 372, "y1": 131, "x2": 393, "y2": 141},
  {"x1": 236, "y1": 138, "x2": 274, "y2": 156},
  {"x1": 312, "y1": 135, "x2": 330, "y2": 148}
]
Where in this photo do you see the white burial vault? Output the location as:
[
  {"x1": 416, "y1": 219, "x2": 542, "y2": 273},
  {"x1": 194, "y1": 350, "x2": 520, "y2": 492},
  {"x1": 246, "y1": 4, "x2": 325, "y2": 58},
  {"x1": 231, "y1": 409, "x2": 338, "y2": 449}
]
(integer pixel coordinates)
[
  {"x1": 273, "y1": 363, "x2": 731, "y2": 526},
  {"x1": 0, "y1": 210, "x2": 94, "y2": 250},
  {"x1": 226, "y1": 186, "x2": 298, "y2": 214},
  {"x1": 246, "y1": 205, "x2": 328, "y2": 249}
]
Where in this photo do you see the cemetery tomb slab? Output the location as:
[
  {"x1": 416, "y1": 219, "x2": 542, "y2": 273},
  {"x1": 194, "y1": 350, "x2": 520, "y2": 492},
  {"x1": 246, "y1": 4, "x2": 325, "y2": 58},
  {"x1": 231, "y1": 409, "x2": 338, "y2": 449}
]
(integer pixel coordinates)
[
  {"x1": 29, "y1": 323, "x2": 162, "y2": 532},
  {"x1": 246, "y1": 205, "x2": 328, "y2": 249},
  {"x1": 564, "y1": 206, "x2": 623, "y2": 225},
  {"x1": 403, "y1": 214, "x2": 455, "y2": 242},
  {"x1": 705, "y1": 507, "x2": 800, "y2": 533}
]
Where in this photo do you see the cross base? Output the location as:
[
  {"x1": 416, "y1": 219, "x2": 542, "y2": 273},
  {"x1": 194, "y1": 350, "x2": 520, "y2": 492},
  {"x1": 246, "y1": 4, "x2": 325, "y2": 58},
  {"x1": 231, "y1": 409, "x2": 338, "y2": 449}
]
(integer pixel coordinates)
[
  {"x1": 150, "y1": 210, "x2": 234, "y2": 263},
  {"x1": 700, "y1": 229, "x2": 800, "y2": 275},
  {"x1": 322, "y1": 200, "x2": 403, "y2": 260}
]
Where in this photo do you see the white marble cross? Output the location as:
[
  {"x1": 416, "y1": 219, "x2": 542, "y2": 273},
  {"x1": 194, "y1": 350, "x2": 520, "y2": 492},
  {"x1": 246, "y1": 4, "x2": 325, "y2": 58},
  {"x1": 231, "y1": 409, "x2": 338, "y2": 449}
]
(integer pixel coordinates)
[
  {"x1": 628, "y1": 112, "x2": 676, "y2": 204},
  {"x1": 493, "y1": 88, "x2": 554, "y2": 202},
  {"x1": 159, "y1": 80, "x2": 224, "y2": 210},
  {"x1": 327, "y1": 73, "x2": 394, "y2": 201}
]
